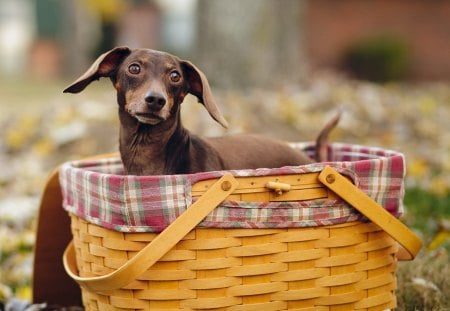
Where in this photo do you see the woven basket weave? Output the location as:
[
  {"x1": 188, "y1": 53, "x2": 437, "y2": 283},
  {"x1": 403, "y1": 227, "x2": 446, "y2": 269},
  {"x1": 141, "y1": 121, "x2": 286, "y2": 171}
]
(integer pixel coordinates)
[
  {"x1": 68, "y1": 218, "x2": 398, "y2": 310},
  {"x1": 63, "y1": 164, "x2": 421, "y2": 311}
]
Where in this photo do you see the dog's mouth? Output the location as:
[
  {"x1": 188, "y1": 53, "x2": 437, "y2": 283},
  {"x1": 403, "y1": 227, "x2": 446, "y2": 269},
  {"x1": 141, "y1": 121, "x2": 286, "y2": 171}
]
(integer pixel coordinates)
[{"x1": 134, "y1": 113, "x2": 164, "y2": 125}]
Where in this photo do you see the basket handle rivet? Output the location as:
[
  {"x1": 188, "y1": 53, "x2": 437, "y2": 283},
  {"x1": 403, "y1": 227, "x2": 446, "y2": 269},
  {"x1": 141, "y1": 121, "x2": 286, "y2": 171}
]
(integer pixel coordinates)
[
  {"x1": 221, "y1": 180, "x2": 232, "y2": 191},
  {"x1": 326, "y1": 174, "x2": 336, "y2": 184}
]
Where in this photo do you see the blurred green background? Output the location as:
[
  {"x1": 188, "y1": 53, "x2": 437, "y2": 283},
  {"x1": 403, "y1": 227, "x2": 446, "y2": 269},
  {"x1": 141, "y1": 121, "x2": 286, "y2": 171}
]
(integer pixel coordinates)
[{"x1": 0, "y1": 0, "x2": 449, "y2": 310}]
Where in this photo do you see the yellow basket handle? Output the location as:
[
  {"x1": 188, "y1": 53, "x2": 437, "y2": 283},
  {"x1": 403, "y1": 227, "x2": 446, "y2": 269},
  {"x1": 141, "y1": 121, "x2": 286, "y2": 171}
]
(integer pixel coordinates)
[
  {"x1": 63, "y1": 173, "x2": 239, "y2": 293},
  {"x1": 318, "y1": 166, "x2": 422, "y2": 260}
]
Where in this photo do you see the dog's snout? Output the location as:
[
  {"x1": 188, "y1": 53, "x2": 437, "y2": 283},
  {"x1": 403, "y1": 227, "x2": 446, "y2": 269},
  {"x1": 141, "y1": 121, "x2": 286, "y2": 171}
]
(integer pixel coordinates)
[{"x1": 145, "y1": 92, "x2": 166, "y2": 111}]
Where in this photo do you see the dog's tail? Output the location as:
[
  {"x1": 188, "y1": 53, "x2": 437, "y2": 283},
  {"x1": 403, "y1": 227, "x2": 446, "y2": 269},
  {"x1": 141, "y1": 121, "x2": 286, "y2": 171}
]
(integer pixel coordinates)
[{"x1": 315, "y1": 109, "x2": 342, "y2": 162}]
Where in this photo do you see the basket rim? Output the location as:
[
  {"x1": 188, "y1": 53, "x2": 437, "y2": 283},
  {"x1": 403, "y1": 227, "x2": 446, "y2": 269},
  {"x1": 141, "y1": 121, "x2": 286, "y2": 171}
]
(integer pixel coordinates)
[{"x1": 59, "y1": 143, "x2": 405, "y2": 233}]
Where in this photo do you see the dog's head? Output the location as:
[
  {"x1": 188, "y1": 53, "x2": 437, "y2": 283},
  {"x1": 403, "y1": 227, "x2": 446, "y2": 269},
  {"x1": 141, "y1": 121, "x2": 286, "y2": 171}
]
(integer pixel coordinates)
[{"x1": 64, "y1": 47, "x2": 228, "y2": 128}]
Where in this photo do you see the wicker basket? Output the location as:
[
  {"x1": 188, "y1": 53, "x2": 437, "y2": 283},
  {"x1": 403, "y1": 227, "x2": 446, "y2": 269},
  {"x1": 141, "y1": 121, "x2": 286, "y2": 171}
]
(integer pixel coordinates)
[{"x1": 62, "y1": 163, "x2": 421, "y2": 311}]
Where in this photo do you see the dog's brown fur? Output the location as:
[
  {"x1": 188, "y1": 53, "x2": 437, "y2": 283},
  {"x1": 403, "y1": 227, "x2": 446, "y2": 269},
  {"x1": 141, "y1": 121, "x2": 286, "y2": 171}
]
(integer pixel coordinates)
[{"x1": 64, "y1": 47, "x2": 338, "y2": 175}]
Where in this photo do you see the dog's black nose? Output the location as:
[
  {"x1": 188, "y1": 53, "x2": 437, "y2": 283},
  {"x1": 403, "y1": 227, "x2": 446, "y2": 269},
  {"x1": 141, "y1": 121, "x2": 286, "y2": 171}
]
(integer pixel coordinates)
[{"x1": 145, "y1": 92, "x2": 166, "y2": 111}]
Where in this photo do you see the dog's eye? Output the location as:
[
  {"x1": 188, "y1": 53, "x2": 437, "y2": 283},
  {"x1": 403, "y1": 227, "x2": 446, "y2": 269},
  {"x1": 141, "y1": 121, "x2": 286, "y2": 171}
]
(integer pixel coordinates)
[
  {"x1": 169, "y1": 71, "x2": 181, "y2": 82},
  {"x1": 128, "y1": 64, "x2": 141, "y2": 75}
]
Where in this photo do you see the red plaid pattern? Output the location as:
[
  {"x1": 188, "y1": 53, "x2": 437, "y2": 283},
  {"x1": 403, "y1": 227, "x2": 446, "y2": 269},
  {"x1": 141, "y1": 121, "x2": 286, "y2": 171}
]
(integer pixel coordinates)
[{"x1": 60, "y1": 143, "x2": 405, "y2": 232}]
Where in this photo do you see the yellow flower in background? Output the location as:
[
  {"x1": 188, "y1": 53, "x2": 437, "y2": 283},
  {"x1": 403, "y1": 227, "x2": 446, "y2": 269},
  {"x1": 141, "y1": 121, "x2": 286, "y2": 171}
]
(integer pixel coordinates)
[
  {"x1": 32, "y1": 138, "x2": 56, "y2": 158},
  {"x1": 83, "y1": 0, "x2": 127, "y2": 22},
  {"x1": 15, "y1": 286, "x2": 31, "y2": 301},
  {"x1": 278, "y1": 98, "x2": 299, "y2": 125},
  {"x1": 4, "y1": 116, "x2": 39, "y2": 151},
  {"x1": 0, "y1": 283, "x2": 12, "y2": 301},
  {"x1": 407, "y1": 159, "x2": 429, "y2": 178},
  {"x1": 54, "y1": 105, "x2": 77, "y2": 127},
  {"x1": 430, "y1": 175, "x2": 449, "y2": 197},
  {"x1": 5, "y1": 130, "x2": 26, "y2": 151},
  {"x1": 428, "y1": 219, "x2": 450, "y2": 251},
  {"x1": 419, "y1": 96, "x2": 437, "y2": 115},
  {"x1": 428, "y1": 231, "x2": 450, "y2": 251}
]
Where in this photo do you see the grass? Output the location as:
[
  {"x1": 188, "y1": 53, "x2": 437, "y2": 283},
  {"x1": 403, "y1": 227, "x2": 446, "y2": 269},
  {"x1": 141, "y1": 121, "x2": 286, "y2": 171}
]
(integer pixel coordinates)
[
  {"x1": 397, "y1": 251, "x2": 449, "y2": 310},
  {"x1": 404, "y1": 188, "x2": 450, "y2": 244},
  {"x1": 395, "y1": 189, "x2": 450, "y2": 310}
]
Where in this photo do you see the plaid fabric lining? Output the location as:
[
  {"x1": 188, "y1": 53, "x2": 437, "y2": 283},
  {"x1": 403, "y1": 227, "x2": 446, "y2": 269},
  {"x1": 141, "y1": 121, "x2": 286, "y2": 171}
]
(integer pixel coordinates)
[{"x1": 60, "y1": 143, "x2": 405, "y2": 233}]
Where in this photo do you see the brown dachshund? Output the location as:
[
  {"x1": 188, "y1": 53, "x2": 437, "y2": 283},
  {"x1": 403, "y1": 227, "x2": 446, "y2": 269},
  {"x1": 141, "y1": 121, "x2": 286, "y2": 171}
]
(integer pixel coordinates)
[{"x1": 64, "y1": 47, "x2": 338, "y2": 175}]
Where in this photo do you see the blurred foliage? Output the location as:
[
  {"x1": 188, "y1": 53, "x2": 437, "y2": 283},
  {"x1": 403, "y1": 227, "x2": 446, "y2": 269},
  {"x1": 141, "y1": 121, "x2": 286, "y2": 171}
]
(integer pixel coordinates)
[
  {"x1": 403, "y1": 188, "x2": 450, "y2": 253},
  {"x1": 0, "y1": 75, "x2": 449, "y2": 309},
  {"x1": 343, "y1": 36, "x2": 410, "y2": 82},
  {"x1": 404, "y1": 188, "x2": 450, "y2": 233},
  {"x1": 35, "y1": 0, "x2": 65, "y2": 40},
  {"x1": 397, "y1": 251, "x2": 449, "y2": 310}
]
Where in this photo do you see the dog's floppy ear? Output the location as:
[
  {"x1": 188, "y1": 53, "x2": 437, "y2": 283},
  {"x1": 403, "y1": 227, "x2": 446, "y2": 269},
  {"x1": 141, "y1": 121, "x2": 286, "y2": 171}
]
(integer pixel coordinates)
[
  {"x1": 181, "y1": 60, "x2": 228, "y2": 128},
  {"x1": 63, "y1": 46, "x2": 131, "y2": 94}
]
